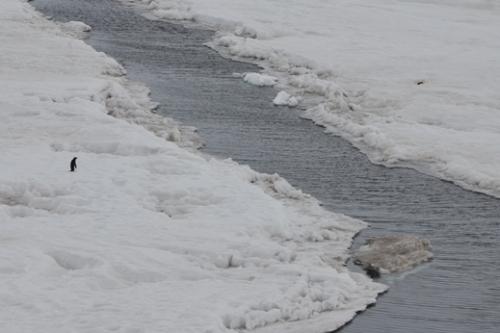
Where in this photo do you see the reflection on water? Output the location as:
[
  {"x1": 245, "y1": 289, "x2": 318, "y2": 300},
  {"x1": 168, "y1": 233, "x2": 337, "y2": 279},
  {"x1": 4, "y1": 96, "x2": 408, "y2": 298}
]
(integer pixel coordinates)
[{"x1": 33, "y1": 0, "x2": 500, "y2": 332}]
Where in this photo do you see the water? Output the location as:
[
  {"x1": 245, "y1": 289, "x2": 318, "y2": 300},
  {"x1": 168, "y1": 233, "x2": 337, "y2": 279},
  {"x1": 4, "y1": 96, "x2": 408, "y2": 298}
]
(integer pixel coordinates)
[{"x1": 33, "y1": 0, "x2": 500, "y2": 332}]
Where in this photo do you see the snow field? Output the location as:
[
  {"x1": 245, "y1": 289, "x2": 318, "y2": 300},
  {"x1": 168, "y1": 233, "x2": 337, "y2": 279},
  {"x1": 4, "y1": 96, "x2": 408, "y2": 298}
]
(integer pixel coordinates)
[
  {"x1": 136, "y1": 0, "x2": 500, "y2": 198},
  {"x1": 0, "y1": 1, "x2": 385, "y2": 332}
]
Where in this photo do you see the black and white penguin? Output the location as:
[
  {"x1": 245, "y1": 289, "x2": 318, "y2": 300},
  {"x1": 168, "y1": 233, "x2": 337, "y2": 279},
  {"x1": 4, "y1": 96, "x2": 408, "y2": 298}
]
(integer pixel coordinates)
[{"x1": 70, "y1": 157, "x2": 78, "y2": 172}]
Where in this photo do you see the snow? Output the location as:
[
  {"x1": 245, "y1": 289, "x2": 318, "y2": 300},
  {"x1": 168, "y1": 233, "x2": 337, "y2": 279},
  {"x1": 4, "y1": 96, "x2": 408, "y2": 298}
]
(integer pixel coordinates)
[
  {"x1": 243, "y1": 72, "x2": 277, "y2": 87},
  {"x1": 135, "y1": 0, "x2": 500, "y2": 198},
  {"x1": 273, "y1": 91, "x2": 299, "y2": 108},
  {"x1": 62, "y1": 20, "x2": 92, "y2": 33},
  {"x1": 59, "y1": 20, "x2": 92, "y2": 39},
  {"x1": 0, "y1": 1, "x2": 385, "y2": 332},
  {"x1": 354, "y1": 235, "x2": 433, "y2": 275}
]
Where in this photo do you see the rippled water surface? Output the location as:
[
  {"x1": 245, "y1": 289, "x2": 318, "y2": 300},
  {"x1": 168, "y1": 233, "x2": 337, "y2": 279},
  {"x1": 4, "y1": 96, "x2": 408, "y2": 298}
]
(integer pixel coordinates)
[{"x1": 33, "y1": 0, "x2": 500, "y2": 332}]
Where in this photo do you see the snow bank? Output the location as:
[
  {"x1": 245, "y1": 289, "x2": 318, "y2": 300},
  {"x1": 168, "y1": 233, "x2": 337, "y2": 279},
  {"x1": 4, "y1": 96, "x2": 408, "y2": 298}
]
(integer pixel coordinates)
[
  {"x1": 354, "y1": 235, "x2": 433, "y2": 275},
  {"x1": 0, "y1": 1, "x2": 384, "y2": 332},
  {"x1": 135, "y1": 0, "x2": 500, "y2": 198}
]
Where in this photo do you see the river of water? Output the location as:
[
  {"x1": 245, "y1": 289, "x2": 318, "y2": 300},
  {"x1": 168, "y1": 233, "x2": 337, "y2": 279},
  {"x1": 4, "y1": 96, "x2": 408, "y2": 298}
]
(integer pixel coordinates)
[{"x1": 33, "y1": 0, "x2": 500, "y2": 332}]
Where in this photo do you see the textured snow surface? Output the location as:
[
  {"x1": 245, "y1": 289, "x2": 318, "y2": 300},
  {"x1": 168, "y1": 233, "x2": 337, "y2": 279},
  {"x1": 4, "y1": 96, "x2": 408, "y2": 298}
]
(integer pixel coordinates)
[
  {"x1": 0, "y1": 1, "x2": 385, "y2": 332},
  {"x1": 136, "y1": 0, "x2": 500, "y2": 197}
]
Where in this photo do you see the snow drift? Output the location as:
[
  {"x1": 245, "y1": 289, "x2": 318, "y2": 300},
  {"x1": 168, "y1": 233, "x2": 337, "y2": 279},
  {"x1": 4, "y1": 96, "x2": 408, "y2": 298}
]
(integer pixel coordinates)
[
  {"x1": 0, "y1": 1, "x2": 385, "y2": 332},
  {"x1": 135, "y1": 0, "x2": 500, "y2": 198}
]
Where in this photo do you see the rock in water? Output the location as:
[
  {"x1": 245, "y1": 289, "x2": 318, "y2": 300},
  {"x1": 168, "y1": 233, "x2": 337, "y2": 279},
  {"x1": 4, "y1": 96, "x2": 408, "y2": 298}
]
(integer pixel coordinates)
[{"x1": 364, "y1": 264, "x2": 381, "y2": 279}]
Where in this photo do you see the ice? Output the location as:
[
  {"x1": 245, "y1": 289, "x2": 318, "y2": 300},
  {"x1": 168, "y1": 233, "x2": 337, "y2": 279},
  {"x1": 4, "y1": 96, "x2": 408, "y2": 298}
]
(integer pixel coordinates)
[
  {"x1": 243, "y1": 72, "x2": 277, "y2": 87},
  {"x1": 137, "y1": 0, "x2": 500, "y2": 197},
  {"x1": 60, "y1": 20, "x2": 92, "y2": 38},
  {"x1": 273, "y1": 91, "x2": 299, "y2": 108},
  {"x1": 0, "y1": 1, "x2": 385, "y2": 332},
  {"x1": 354, "y1": 235, "x2": 433, "y2": 275}
]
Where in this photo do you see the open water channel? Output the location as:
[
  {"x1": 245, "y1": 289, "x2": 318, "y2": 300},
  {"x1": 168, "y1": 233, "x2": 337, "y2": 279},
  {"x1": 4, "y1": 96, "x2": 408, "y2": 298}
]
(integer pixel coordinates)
[{"x1": 33, "y1": 0, "x2": 500, "y2": 331}]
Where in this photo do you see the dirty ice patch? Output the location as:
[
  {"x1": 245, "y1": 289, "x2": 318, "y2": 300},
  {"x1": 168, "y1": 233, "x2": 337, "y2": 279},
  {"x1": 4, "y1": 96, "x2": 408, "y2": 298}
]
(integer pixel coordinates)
[{"x1": 354, "y1": 235, "x2": 433, "y2": 275}]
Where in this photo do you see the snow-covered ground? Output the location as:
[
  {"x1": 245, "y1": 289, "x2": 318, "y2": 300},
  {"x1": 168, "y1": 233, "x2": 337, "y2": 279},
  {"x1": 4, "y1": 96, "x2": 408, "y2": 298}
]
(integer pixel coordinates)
[
  {"x1": 136, "y1": 0, "x2": 500, "y2": 197},
  {"x1": 0, "y1": 1, "x2": 385, "y2": 332}
]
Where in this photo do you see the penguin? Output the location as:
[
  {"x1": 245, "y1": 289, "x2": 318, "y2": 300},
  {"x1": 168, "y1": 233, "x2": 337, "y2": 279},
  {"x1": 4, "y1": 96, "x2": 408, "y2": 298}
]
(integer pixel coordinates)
[{"x1": 70, "y1": 157, "x2": 78, "y2": 172}]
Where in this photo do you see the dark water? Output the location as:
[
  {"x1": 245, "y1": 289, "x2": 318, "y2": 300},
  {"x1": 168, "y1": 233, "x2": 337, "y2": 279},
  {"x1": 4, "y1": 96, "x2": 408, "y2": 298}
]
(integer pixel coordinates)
[{"x1": 33, "y1": 0, "x2": 500, "y2": 332}]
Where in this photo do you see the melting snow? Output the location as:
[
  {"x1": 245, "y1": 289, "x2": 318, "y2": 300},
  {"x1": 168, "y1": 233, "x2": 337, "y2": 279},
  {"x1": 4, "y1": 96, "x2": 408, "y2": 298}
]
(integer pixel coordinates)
[{"x1": 0, "y1": 1, "x2": 385, "y2": 332}]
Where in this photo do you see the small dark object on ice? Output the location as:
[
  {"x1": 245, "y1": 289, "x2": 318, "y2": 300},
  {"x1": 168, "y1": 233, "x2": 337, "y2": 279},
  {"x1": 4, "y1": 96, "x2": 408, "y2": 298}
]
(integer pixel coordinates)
[
  {"x1": 70, "y1": 157, "x2": 78, "y2": 172},
  {"x1": 364, "y1": 264, "x2": 381, "y2": 279},
  {"x1": 416, "y1": 81, "x2": 424, "y2": 85}
]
